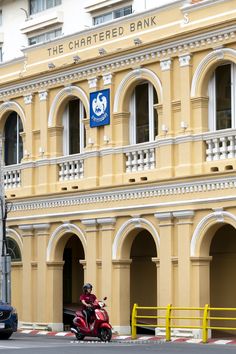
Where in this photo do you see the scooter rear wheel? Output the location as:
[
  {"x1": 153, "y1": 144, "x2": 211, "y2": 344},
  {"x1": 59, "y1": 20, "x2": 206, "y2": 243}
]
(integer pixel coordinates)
[
  {"x1": 75, "y1": 332, "x2": 85, "y2": 341},
  {"x1": 99, "y1": 327, "x2": 112, "y2": 342}
]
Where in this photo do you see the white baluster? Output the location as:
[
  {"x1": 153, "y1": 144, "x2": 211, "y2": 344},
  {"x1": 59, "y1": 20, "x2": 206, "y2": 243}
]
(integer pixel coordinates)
[
  {"x1": 213, "y1": 138, "x2": 220, "y2": 160},
  {"x1": 220, "y1": 137, "x2": 227, "y2": 159}
]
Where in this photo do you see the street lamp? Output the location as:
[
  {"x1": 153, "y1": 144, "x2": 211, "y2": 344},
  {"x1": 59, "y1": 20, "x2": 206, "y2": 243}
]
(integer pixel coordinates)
[{"x1": 0, "y1": 198, "x2": 12, "y2": 304}]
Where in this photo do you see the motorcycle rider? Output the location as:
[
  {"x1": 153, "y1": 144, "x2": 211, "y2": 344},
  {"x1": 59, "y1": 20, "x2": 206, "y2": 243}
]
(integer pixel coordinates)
[{"x1": 80, "y1": 283, "x2": 97, "y2": 328}]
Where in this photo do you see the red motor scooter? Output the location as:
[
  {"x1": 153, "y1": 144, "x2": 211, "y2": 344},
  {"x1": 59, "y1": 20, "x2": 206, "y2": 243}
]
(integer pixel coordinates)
[{"x1": 71, "y1": 297, "x2": 112, "y2": 342}]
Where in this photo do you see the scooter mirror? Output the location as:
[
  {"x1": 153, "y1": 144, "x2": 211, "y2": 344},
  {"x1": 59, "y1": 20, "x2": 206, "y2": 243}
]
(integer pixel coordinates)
[{"x1": 103, "y1": 297, "x2": 107, "y2": 301}]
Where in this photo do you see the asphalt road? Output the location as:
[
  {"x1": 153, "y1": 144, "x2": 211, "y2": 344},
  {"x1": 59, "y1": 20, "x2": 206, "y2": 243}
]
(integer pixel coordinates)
[{"x1": 0, "y1": 333, "x2": 236, "y2": 353}]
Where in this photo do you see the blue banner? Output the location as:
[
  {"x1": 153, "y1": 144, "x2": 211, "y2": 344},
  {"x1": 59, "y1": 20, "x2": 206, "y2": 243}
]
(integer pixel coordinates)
[{"x1": 90, "y1": 89, "x2": 110, "y2": 127}]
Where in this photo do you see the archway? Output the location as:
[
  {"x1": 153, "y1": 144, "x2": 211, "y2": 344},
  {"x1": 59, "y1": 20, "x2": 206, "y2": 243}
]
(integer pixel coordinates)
[
  {"x1": 63, "y1": 234, "x2": 85, "y2": 330},
  {"x1": 130, "y1": 229, "x2": 157, "y2": 333},
  {"x1": 210, "y1": 224, "x2": 236, "y2": 338}
]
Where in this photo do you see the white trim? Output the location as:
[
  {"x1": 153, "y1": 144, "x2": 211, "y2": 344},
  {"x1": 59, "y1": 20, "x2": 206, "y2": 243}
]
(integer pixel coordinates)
[
  {"x1": 48, "y1": 85, "x2": 89, "y2": 127},
  {"x1": 191, "y1": 48, "x2": 236, "y2": 98},
  {"x1": 114, "y1": 68, "x2": 162, "y2": 113},
  {"x1": 0, "y1": 101, "x2": 26, "y2": 127},
  {"x1": 112, "y1": 218, "x2": 160, "y2": 260},
  {"x1": 46, "y1": 223, "x2": 87, "y2": 262},
  {"x1": 190, "y1": 211, "x2": 236, "y2": 257},
  {"x1": 6, "y1": 228, "x2": 23, "y2": 252}
]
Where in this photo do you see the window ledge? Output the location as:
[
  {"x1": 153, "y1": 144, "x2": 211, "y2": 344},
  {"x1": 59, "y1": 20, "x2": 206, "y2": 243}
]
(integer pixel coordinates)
[
  {"x1": 20, "y1": 11, "x2": 64, "y2": 34},
  {"x1": 0, "y1": 32, "x2": 3, "y2": 43},
  {"x1": 85, "y1": 0, "x2": 128, "y2": 13}
]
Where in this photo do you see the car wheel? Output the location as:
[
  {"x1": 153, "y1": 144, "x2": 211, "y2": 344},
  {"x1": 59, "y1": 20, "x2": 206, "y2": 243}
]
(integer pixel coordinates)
[
  {"x1": 75, "y1": 332, "x2": 85, "y2": 340},
  {"x1": 99, "y1": 327, "x2": 112, "y2": 342},
  {"x1": 0, "y1": 332, "x2": 12, "y2": 340}
]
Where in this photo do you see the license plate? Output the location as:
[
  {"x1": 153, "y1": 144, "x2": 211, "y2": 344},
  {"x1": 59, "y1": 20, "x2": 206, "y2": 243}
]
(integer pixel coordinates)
[{"x1": 0, "y1": 323, "x2": 5, "y2": 329}]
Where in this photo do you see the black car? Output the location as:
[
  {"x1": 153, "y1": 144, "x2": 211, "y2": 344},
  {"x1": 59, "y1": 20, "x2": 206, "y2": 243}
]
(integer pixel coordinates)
[{"x1": 0, "y1": 302, "x2": 18, "y2": 339}]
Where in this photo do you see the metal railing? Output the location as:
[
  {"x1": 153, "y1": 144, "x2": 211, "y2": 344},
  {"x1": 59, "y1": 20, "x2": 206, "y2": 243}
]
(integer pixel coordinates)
[{"x1": 131, "y1": 303, "x2": 236, "y2": 343}]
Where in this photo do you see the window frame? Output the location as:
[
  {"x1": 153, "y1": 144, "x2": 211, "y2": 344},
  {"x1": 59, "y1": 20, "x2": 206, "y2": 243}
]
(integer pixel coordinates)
[
  {"x1": 93, "y1": 5, "x2": 132, "y2": 25},
  {"x1": 4, "y1": 113, "x2": 23, "y2": 166},
  {"x1": 29, "y1": 0, "x2": 62, "y2": 15},
  {"x1": 208, "y1": 63, "x2": 236, "y2": 131},
  {"x1": 28, "y1": 27, "x2": 62, "y2": 45},
  {"x1": 62, "y1": 99, "x2": 85, "y2": 156},
  {"x1": 129, "y1": 82, "x2": 158, "y2": 145}
]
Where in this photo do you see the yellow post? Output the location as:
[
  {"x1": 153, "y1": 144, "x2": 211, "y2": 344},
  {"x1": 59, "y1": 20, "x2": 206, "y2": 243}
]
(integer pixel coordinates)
[
  {"x1": 131, "y1": 303, "x2": 138, "y2": 339},
  {"x1": 166, "y1": 304, "x2": 172, "y2": 341},
  {"x1": 202, "y1": 304, "x2": 209, "y2": 343}
]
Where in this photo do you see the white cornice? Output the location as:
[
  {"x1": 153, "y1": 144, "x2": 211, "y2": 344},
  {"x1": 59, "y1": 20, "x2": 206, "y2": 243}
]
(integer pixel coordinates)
[
  {"x1": 0, "y1": 25, "x2": 235, "y2": 100},
  {"x1": 9, "y1": 175, "x2": 236, "y2": 215}
]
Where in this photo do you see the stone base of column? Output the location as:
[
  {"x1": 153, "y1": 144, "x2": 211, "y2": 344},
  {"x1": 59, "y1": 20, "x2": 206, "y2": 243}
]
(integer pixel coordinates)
[
  {"x1": 18, "y1": 322, "x2": 64, "y2": 332},
  {"x1": 112, "y1": 325, "x2": 131, "y2": 335}
]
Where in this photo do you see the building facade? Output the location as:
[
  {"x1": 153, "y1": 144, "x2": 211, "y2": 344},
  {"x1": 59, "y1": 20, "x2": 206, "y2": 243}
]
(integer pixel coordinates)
[{"x1": 1, "y1": 0, "x2": 236, "y2": 336}]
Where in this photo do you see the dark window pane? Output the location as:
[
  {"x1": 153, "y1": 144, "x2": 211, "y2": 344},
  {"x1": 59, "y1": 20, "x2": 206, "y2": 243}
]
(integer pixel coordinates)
[
  {"x1": 153, "y1": 88, "x2": 158, "y2": 137},
  {"x1": 7, "y1": 238, "x2": 21, "y2": 262},
  {"x1": 4, "y1": 112, "x2": 23, "y2": 165},
  {"x1": 135, "y1": 83, "x2": 149, "y2": 143},
  {"x1": 69, "y1": 99, "x2": 80, "y2": 154},
  {"x1": 216, "y1": 64, "x2": 231, "y2": 130}
]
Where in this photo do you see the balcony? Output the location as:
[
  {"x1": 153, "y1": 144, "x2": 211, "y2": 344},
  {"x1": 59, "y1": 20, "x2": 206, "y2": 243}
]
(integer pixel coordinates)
[
  {"x1": 57, "y1": 154, "x2": 84, "y2": 181},
  {"x1": 123, "y1": 143, "x2": 156, "y2": 172},
  {"x1": 204, "y1": 129, "x2": 236, "y2": 161},
  {"x1": 3, "y1": 165, "x2": 21, "y2": 189}
]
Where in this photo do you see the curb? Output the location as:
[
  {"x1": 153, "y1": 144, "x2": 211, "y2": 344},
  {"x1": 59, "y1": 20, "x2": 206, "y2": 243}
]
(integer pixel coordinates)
[{"x1": 17, "y1": 330, "x2": 236, "y2": 345}]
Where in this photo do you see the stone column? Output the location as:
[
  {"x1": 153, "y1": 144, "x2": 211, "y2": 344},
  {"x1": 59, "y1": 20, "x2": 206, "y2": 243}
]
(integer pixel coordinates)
[
  {"x1": 154, "y1": 212, "x2": 174, "y2": 306},
  {"x1": 191, "y1": 256, "x2": 212, "y2": 307},
  {"x1": 46, "y1": 261, "x2": 64, "y2": 331},
  {"x1": 158, "y1": 59, "x2": 174, "y2": 178},
  {"x1": 38, "y1": 91, "x2": 49, "y2": 158},
  {"x1": 112, "y1": 259, "x2": 132, "y2": 334},
  {"x1": 178, "y1": 54, "x2": 192, "y2": 134},
  {"x1": 81, "y1": 219, "x2": 98, "y2": 292},
  {"x1": 98, "y1": 218, "x2": 116, "y2": 310},
  {"x1": 34, "y1": 223, "x2": 50, "y2": 325},
  {"x1": 19, "y1": 225, "x2": 34, "y2": 325},
  {"x1": 23, "y1": 94, "x2": 34, "y2": 160},
  {"x1": 173, "y1": 210, "x2": 195, "y2": 307}
]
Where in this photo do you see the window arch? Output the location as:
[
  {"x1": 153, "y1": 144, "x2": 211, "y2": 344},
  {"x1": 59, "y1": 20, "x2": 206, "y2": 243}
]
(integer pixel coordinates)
[
  {"x1": 208, "y1": 63, "x2": 236, "y2": 131},
  {"x1": 62, "y1": 97, "x2": 86, "y2": 155},
  {"x1": 4, "y1": 112, "x2": 23, "y2": 165},
  {"x1": 6, "y1": 238, "x2": 21, "y2": 262},
  {"x1": 130, "y1": 82, "x2": 158, "y2": 144}
]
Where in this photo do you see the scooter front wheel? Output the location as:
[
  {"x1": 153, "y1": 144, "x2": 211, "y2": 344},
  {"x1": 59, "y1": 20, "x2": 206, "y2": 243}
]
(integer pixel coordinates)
[
  {"x1": 75, "y1": 332, "x2": 85, "y2": 341},
  {"x1": 99, "y1": 327, "x2": 112, "y2": 342}
]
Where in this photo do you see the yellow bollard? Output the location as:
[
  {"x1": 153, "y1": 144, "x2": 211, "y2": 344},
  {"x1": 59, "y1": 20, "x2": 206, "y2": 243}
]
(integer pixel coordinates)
[
  {"x1": 202, "y1": 304, "x2": 209, "y2": 343},
  {"x1": 131, "y1": 303, "x2": 138, "y2": 339},
  {"x1": 166, "y1": 304, "x2": 172, "y2": 341}
]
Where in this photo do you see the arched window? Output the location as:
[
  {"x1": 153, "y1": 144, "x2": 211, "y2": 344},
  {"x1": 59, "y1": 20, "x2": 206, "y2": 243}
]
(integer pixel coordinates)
[
  {"x1": 6, "y1": 238, "x2": 21, "y2": 262},
  {"x1": 62, "y1": 98, "x2": 86, "y2": 155},
  {"x1": 130, "y1": 82, "x2": 158, "y2": 144},
  {"x1": 208, "y1": 63, "x2": 236, "y2": 131},
  {"x1": 4, "y1": 112, "x2": 23, "y2": 165}
]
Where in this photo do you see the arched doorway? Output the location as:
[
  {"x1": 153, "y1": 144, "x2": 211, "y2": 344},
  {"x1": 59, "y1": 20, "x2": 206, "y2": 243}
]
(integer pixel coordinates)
[
  {"x1": 130, "y1": 229, "x2": 157, "y2": 333},
  {"x1": 210, "y1": 224, "x2": 236, "y2": 337},
  {"x1": 63, "y1": 234, "x2": 85, "y2": 330}
]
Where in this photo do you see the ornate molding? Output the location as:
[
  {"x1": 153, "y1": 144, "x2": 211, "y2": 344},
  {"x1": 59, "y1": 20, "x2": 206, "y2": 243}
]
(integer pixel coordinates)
[
  {"x1": 10, "y1": 176, "x2": 236, "y2": 213},
  {"x1": 103, "y1": 73, "x2": 113, "y2": 86},
  {"x1": 179, "y1": 54, "x2": 192, "y2": 67},
  {"x1": 24, "y1": 94, "x2": 33, "y2": 105},
  {"x1": 39, "y1": 91, "x2": 48, "y2": 101},
  {"x1": 88, "y1": 77, "x2": 98, "y2": 89},
  {"x1": 0, "y1": 27, "x2": 235, "y2": 100},
  {"x1": 160, "y1": 58, "x2": 172, "y2": 71}
]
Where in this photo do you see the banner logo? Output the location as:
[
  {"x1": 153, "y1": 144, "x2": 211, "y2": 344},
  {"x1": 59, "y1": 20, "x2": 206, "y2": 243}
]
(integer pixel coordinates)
[{"x1": 90, "y1": 89, "x2": 110, "y2": 127}]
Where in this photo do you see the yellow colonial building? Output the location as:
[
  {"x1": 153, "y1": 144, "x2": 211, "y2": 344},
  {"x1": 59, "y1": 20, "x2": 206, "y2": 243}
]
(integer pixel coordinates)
[{"x1": 1, "y1": 0, "x2": 236, "y2": 336}]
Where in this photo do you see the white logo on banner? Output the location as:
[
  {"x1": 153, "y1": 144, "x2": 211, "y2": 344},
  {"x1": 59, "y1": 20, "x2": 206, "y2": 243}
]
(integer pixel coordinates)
[{"x1": 92, "y1": 93, "x2": 107, "y2": 117}]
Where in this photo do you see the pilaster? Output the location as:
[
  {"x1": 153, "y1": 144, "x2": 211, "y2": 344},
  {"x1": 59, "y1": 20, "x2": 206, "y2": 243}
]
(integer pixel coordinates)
[
  {"x1": 154, "y1": 212, "x2": 173, "y2": 305},
  {"x1": 81, "y1": 219, "x2": 98, "y2": 291}
]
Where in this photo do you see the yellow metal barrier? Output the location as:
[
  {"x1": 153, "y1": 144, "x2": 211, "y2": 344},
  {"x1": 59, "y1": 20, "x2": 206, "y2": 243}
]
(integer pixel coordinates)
[{"x1": 131, "y1": 304, "x2": 236, "y2": 343}]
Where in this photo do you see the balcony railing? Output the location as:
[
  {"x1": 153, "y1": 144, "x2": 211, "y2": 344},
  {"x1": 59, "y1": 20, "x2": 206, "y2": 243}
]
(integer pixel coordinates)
[
  {"x1": 4, "y1": 168, "x2": 21, "y2": 189},
  {"x1": 124, "y1": 144, "x2": 156, "y2": 172},
  {"x1": 57, "y1": 155, "x2": 84, "y2": 181},
  {"x1": 204, "y1": 129, "x2": 236, "y2": 161}
]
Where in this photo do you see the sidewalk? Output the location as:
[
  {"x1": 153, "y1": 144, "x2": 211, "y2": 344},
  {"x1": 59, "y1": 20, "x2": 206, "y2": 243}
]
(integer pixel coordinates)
[{"x1": 17, "y1": 330, "x2": 236, "y2": 345}]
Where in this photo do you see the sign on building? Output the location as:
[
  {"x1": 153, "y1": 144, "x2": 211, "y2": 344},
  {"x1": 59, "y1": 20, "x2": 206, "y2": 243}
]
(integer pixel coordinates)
[{"x1": 90, "y1": 89, "x2": 110, "y2": 127}]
